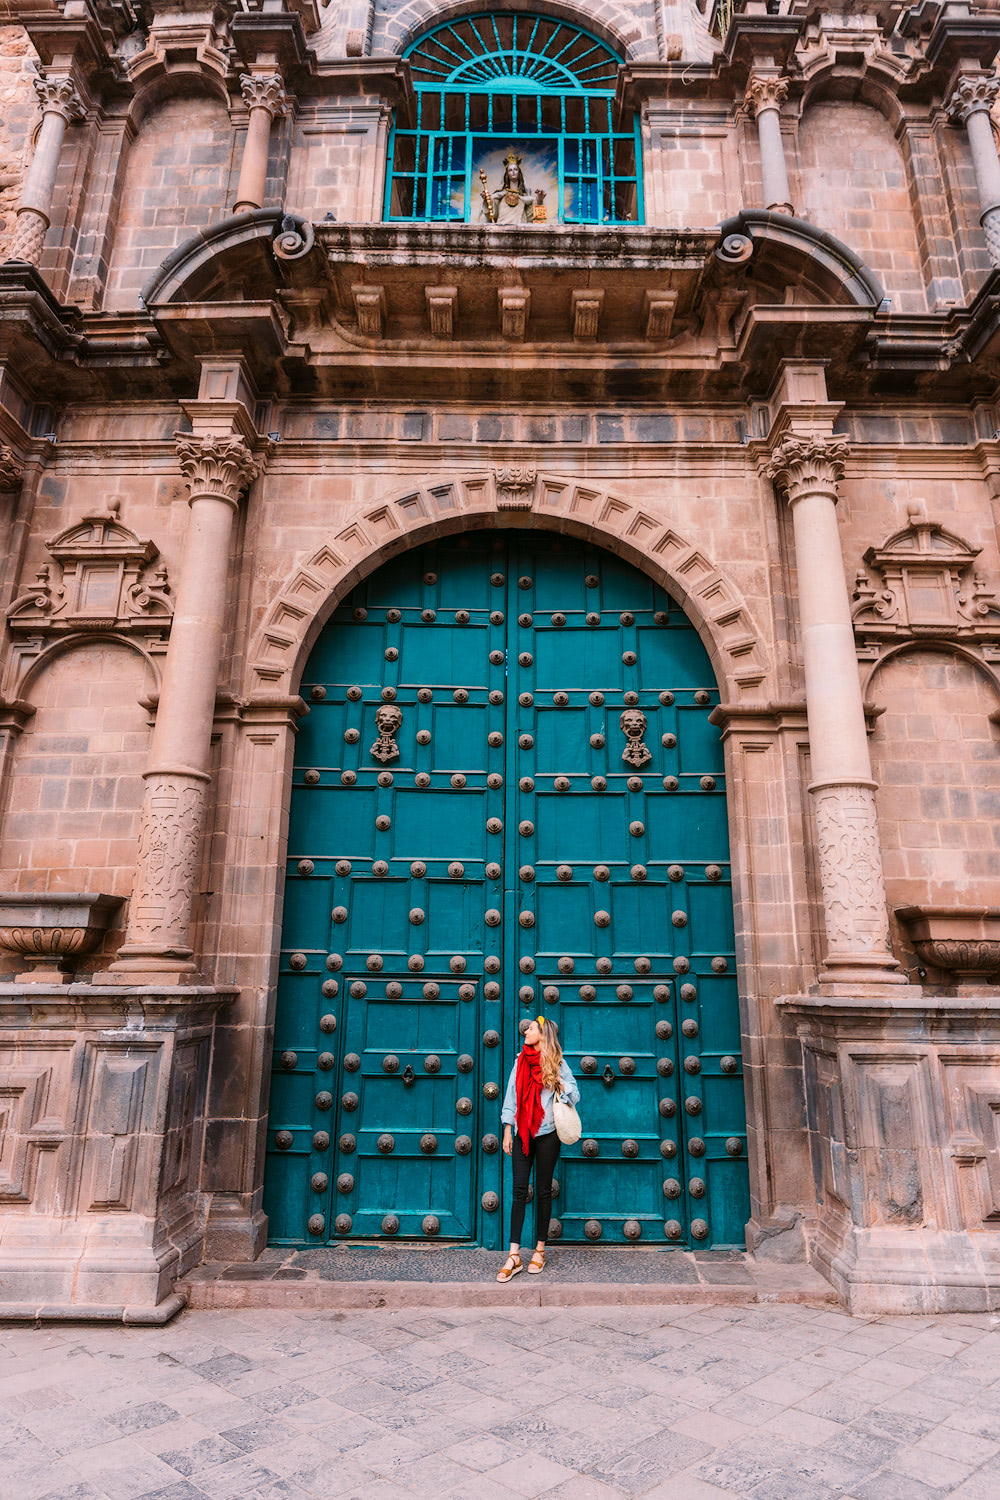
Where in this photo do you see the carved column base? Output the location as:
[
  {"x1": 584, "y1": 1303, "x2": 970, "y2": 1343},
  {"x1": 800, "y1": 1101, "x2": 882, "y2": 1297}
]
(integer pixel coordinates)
[
  {"x1": 0, "y1": 982, "x2": 234, "y2": 1320},
  {"x1": 810, "y1": 780, "x2": 908, "y2": 987},
  {"x1": 779, "y1": 992, "x2": 1000, "y2": 1313},
  {"x1": 104, "y1": 768, "x2": 209, "y2": 984},
  {"x1": 7, "y1": 207, "x2": 50, "y2": 264}
]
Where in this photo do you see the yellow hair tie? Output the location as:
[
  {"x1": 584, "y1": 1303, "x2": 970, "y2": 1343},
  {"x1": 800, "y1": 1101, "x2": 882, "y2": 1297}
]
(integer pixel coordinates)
[{"x1": 537, "y1": 1015, "x2": 546, "y2": 1028}]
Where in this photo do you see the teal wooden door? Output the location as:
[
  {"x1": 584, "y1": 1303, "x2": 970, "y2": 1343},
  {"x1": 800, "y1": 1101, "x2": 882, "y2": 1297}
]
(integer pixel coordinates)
[{"x1": 264, "y1": 532, "x2": 750, "y2": 1250}]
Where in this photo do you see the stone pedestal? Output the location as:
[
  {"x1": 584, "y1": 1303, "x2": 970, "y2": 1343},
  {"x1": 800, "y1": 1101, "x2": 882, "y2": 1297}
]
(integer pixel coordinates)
[
  {"x1": 779, "y1": 992, "x2": 1000, "y2": 1313},
  {"x1": 0, "y1": 982, "x2": 234, "y2": 1320}
]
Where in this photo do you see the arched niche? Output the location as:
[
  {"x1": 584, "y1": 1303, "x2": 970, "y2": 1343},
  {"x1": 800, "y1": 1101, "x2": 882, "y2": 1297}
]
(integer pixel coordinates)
[
  {"x1": 797, "y1": 99, "x2": 926, "y2": 313},
  {"x1": 105, "y1": 91, "x2": 238, "y2": 311},
  {"x1": 0, "y1": 639, "x2": 154, "y2": 960},
  {"x1": 868, "y1": 645, "x2": 1000, "y2": 935}
]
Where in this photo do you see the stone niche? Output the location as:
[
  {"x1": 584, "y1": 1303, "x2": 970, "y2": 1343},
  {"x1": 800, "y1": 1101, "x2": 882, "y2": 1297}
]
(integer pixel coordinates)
[
  {"x1": 779, "y1": 994, "x2": 1000, "y2": 1314},
  {"x1": 0, "y1": 983, "x2": 233, "y2": 1321}
]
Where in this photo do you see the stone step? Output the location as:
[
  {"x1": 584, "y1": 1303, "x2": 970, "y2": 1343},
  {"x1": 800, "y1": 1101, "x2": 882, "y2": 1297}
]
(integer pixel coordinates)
[{"x1": 182, "y1": 1247, "x2": 837, "y2": 1311}]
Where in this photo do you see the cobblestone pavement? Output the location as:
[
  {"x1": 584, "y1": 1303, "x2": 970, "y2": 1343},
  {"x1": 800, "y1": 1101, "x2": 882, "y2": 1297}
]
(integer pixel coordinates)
[{"x1": 3, "y1": 1302, "x2": 1000, "y2": 1500}]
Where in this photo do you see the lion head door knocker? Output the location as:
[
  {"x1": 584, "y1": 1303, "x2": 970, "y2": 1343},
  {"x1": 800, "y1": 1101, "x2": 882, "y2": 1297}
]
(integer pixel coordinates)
[
  {"x1": 370, "y1": 703, "x2": 403, "y2": 763},
  {"x1": 620, "y1": 707, "x2": 651, "y2": 769}
]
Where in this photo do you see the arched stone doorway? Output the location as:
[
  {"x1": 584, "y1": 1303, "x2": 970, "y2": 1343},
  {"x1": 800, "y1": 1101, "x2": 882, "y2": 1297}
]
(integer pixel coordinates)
[{"x1": 263, "y1": 529, "x2": 750, "y2": 1249}]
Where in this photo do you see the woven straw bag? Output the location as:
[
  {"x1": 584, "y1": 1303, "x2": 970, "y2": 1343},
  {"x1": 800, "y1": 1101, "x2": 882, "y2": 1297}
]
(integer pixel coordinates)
[{"x1": 552, "y1": 1092, "x2": 582, "y2": 1145}]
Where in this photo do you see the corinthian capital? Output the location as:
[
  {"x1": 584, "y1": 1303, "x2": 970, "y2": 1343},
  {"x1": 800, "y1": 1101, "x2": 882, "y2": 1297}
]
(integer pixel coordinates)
[
  {"x1": 764, "y1": 434, "x2": 850, "y2": 503},
  {"x1": 0, "y1": 445, "x2": 25, "y2": 491},
  {"x1": 744, "y1": 74, "x2": 789, "y2": 116},
  {"x1": 175, "y1": 434, "x2": 261, "y2": 506},
  {"x1": 239, "y1": 73, "x2": 289, "y2": 119},
  {"x1": 33, "y1": 74, "x2": 85, "y2": 122},
  {"x1": 948, "y1": 73, "x2": 1000, "y2": 123}
]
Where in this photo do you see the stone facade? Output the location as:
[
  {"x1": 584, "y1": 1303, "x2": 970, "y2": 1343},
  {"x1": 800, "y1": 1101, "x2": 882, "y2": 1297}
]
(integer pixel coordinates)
[{"x1": 1, "y1": 0, "x2": 1000, "y2": 1318}]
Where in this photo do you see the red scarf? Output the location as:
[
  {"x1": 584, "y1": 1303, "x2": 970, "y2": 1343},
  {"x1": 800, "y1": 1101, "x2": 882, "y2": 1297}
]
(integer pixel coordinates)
[{"x1": 515, "y1": 1045, "x2": 545, "y2": 1156}]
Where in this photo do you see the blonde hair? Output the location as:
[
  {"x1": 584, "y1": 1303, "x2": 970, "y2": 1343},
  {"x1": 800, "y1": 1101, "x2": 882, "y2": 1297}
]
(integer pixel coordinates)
[{"x1": 537, "y1": 1017, "x2": 564, "y2": 1092}]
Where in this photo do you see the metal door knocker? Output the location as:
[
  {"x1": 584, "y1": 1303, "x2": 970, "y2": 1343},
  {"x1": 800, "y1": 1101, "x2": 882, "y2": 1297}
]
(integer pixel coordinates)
[
  {"x1": 370, "y1": 703, "x2": 403, "y2": 763},
  {"x1": 620, "y1": 707, "x2": 651, "y2": 768}
]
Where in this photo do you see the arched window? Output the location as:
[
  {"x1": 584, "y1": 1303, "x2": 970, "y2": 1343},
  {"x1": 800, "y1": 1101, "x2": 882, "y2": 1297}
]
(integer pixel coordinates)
[{"x1": 385, "y1": 12, "x2": 642, "y2": 225}]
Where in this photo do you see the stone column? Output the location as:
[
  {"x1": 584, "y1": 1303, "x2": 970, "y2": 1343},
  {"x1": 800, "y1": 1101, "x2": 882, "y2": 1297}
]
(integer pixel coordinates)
[
  {"x1": 233, "y1": 74, "x2": 288, "y2": 215},
  {"x1": 744, "y1": 74, "x2": 793, "y2": 216},
  {"x1": 110, "y1": 434, "x2": 260, "y2": 980},
  {"x1": 7, "y1": 76, "x2": 84, "y2": 266},
  {"x1": 765, "y1": 434, "x2": 906, "y2": 987},
  {"x1": 949, "y1": 74, "x2": 1000, "y2": 268}
]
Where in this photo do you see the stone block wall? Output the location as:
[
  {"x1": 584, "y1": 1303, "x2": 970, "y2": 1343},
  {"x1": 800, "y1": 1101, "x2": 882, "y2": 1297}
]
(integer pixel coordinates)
[{"x1": 105, "y1": 96, "x2": 238, "y2": 311}]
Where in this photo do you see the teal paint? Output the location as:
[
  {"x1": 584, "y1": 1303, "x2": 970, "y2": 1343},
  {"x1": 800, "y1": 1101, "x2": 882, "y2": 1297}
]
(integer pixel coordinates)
[
  {"x1": 264, "y1": 533, "x2": 749, "y2": 1250},
  {"x1": 384, "y1": 12, "x2": 642, "y2": 224}
]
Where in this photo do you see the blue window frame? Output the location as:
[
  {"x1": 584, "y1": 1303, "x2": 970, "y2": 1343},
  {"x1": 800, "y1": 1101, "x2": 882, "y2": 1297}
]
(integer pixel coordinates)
[{"x1": 385, "y1": 12, "x2": 643, "y2": 225}]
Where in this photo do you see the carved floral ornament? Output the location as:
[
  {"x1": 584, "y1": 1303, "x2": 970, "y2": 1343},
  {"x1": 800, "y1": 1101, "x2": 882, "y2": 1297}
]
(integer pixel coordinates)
[
  {"x1": 33, "y1": 74, "x2": 85, "y2": 123},
  {"x1": 948, "y1": 73, "x2": 1000, "y2": 122},
  {"x1": 494, "y1": 465, "x2": 537, "y2": 510},
  {"x1": 743, "y1": 74, "x2": 789, "y2": 117},
  {"x1": 852, "y1": 510, "x2": 1000, "y2": 645},
  {"x1": 763, "y1": 435, "x2": 850, "y2": 503},
  {"x1": 6, "y1": 498, "x2": 173, "y2": 639},
  {"x1": 174, "y1": 433, "x2": 261, "y2": 506},
  {"x1": 239, "y1": 73, "x2": 289, "y2": 119}
]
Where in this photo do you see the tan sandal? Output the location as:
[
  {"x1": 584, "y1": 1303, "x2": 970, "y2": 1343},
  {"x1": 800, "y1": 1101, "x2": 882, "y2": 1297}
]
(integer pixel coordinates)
[
  {"x1": 527, "y1": 1250, "x2": 546, "y2": 1274},
  {"x1": 497, "y1": 1253, "x2": 522, "y2": 1283}
]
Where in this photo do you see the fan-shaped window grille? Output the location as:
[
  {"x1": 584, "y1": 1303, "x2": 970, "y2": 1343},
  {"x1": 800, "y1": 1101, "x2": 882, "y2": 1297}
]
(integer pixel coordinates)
[{"x1": 385, "y1": 12, "x2": 641, "y2": 225}]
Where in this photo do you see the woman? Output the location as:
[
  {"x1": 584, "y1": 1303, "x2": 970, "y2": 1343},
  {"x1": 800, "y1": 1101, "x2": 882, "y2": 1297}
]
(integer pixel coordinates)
[{"x1": 496, "y1": 1016, "x2": 579, "y2": 1281}]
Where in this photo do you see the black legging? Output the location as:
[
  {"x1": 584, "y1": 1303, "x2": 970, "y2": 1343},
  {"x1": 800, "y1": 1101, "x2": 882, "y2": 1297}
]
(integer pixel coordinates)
[{"x1": 510, "y1": 1129, "x2": 561, "y2": 1245}]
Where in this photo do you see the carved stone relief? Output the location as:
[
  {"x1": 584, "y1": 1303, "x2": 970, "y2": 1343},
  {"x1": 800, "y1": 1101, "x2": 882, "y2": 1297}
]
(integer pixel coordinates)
[
  {"x1": 7, "y1": 499, "x2": 173, "y2": 640},
  {"x1": 119, "y1": 773, "x2": 208, "y2": 960},
  {"x1": 811, "y1": 783, "x2": 893, "y2": 957},
  {"x1": 494, "y1": 465, "x2": 536, "y2": 510},
  {"x1": 853, "y1": 511, "x2": 1000, "y2": 647}
]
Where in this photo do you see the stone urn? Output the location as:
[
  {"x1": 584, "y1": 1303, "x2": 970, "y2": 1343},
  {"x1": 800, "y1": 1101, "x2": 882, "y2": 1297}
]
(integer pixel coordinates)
[
  {"x1": 0, "y1": 892, "x2": 124, "y2": 982},
  {"x1": 896, "y1": 906, "x2": 1000, "y2": 983}
]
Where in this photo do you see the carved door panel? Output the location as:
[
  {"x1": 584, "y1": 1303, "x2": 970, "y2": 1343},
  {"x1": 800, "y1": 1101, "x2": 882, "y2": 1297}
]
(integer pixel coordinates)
[{"x1": 265, "y1": 533, "x2": 749, "y2": 1249}]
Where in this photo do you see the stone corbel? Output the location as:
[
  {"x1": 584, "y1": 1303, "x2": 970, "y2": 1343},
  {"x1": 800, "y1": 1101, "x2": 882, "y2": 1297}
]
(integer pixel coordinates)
[
  {"x1": 425, "y1": 285, "x2": 458, "y2": 340},
  {"x1": 571, "y1": 289, "x2": 604, "y2": 341},
  {"x1": 498, "y1": 286, "x2": 530, "y2": 341},
  {"x1": 352, "y1": 284, "x2": 386, "y2": 338}
]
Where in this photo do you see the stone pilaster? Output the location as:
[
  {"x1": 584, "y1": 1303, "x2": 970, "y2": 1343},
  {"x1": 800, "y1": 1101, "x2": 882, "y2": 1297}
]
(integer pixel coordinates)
[
  {"x1": 948, "y1": 74, "x2": 1000, "y2": 268},
  {"x1": 744, "y1": 73, "x2": 793, "y2": 216},
  {"x1": 233, "y1": 74, "x2": 289, "y2": 215},
  {"x1": 765, "y1": 433, "x2": 906, "y2": 988},
  {"x1": 109, "y1": 433, "x2": 261, "y2": 980},
  {"x1": 7, "y1": 76, "x2": 85, "y2": 265}
]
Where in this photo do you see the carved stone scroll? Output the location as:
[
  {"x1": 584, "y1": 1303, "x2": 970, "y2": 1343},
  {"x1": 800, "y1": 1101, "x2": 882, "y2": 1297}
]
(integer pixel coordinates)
[{"x1": 0, "y1": 445, "x2": 25, "y2": 491}]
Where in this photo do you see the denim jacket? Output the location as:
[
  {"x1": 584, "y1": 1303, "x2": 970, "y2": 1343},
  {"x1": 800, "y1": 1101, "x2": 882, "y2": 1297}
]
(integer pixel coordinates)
[{"x1": 501, "y1": 1057, "x2": 580, "y2": 1138}]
